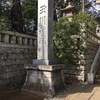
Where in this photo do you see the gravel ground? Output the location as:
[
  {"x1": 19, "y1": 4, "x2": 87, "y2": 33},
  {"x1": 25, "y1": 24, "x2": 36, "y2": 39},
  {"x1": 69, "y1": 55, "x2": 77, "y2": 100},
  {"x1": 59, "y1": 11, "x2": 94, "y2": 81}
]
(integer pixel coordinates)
[
  {"x1": 45, "y1": 82, "x2": 88, "y2": 100},
  {"x1": 1, "y1": 92, "x2": 45, "y2": 100},
  {"x1": 1, "y1": 82, "x2": 88, "y2": 100}
]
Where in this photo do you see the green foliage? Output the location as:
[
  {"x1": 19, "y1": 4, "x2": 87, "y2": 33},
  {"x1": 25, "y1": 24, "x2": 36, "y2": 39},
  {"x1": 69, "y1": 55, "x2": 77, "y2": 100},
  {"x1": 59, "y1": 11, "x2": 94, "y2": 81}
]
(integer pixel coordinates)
[
  {"x1": 74, "y1": 12, "x2": 97, "y2": 32},
  {"x1": 53, "y1": 12, "x2": 97, "y2": 67},
  {"x1": 96, "y1": 17, "x2": 100, "y2": 24},
  {"x1": 0, "y1": 0, "x2": 37, "y2": 34},
  {"x1": 22, "y1": 1, "x2": 37, "y2": 22},
  {"x1": 22, "y1": 0, "x2": 37, "y2": 35},
  {"x1": 54, "y1": 17, "x2": 81, "y2": 66},
  {"x1": 0, "y1": 0, "x2": 11, "y2": 31},
  {"x1": 0, "y1": 17, "x2": 11, "y2": 30},
  {"x1": 85, "y1": 2, "x2": 92, "y2": 9}
]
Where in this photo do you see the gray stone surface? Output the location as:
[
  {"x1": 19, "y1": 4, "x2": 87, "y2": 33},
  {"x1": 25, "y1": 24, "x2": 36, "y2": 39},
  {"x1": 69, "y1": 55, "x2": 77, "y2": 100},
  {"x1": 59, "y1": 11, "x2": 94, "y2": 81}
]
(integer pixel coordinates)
[
  {"x1": 38, "y1": 0, "x2": 53, "y2": 60},
  {"x1": 23, "y1": 0, "x2": 65, "y2": 97},
  {"x1": 0, "y1": 45, "x2": 36, "y2": 97},
  {"x1": 96, "y1": 25, "x2": 100, "y2": 36},
  {"x1": 25, "y1": 64, "x2": 64, "y2": 71},
  {"x1": 23, "y1": 65, "x2": 64, "y2": 97},
  {"x1": 63, "y1": 31, "x2": 100, "y2": 82}
]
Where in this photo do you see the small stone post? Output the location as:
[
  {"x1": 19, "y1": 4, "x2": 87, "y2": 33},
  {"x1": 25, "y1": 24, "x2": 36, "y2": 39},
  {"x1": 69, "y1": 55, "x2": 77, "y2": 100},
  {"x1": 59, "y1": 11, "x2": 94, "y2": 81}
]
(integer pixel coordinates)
[{"x1": 96, "y1": 25, "x2": 100, "y2": 37}]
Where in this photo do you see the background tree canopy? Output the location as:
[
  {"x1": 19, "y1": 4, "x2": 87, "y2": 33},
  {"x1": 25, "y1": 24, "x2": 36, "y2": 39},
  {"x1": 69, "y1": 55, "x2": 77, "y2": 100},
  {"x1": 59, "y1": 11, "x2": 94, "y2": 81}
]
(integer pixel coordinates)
[
  {"x1": 0, "y1": 0, "x2": 11, "y2": 30},
  {"x1": 53, "y1": 12, "x2": 97, "y2": 66},
  {"x1": 0, "y1": 0, "x2": 37, "y2": 35},
  {"x1": 22, "y1": 0, "x2": 37, "y2": 34},
  {"x1": 0, "y1": 0, "x2": 99, "y2": 66},
  {"x1": 0, "y1": 0, "x2": 100, "y2": 33}
]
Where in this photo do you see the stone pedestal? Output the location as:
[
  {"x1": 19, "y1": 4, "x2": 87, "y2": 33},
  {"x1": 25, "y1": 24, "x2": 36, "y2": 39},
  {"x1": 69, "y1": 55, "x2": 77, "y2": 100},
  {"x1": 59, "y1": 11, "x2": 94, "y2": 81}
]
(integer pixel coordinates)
[
  {"x1": 33, "y1": 59, "x2": 58, "y2": 65},
  {"x1": 23, "y1": 64, "x2": 65, "y2": 97},
  {"x1": 23, "y1": 0, "x2": 65, "y2": 97}
]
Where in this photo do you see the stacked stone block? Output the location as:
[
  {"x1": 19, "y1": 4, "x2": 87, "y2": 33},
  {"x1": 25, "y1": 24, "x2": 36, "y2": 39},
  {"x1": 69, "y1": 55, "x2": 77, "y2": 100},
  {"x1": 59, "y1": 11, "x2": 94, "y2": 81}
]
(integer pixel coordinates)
[
  {"x1": 0, "y1": 31, "x2": 36, "y2": 97},
  {"x1": 63, "y1": 30, "x2": 100, "y2": 82},
  {"x1": 23, "y1": 65, "x2": 64, "y2": 97}
]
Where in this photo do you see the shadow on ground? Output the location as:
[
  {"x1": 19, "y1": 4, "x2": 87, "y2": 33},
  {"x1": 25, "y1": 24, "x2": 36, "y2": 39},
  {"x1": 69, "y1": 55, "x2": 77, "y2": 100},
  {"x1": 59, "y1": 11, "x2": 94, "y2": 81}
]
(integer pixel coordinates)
[
  {"x1": 46, "y1": 83, "x2": 100, "y2": 100},
  {"x1": 1, "y1": 92, "x2": 45, "y2": 100},
  {"x1": 1, "y1": 83, "x2": 100, "y2": 100}
]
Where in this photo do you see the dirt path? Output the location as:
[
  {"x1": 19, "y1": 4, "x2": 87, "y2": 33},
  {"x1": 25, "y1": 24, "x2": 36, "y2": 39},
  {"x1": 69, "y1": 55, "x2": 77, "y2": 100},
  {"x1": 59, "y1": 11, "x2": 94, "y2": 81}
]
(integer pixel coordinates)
[
  {"x1": 1, "y1": 92, "x2": 45, "y2": 100},
  {"x1": 46, "y1": 83, "x2": 100, "y2": 100},
  {"x1": 1, "y1": 83, "x2": 100, "y2": 100}
]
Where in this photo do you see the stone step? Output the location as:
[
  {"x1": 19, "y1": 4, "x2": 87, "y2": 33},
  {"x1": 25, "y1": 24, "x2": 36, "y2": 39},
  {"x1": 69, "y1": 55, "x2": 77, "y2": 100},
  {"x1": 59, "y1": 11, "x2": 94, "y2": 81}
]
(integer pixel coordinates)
[
  {"x1": 95, "y1": 79, "x2": 100, "y2": 84},
  {"x1": 97, "y1": 66, "x2": 100, "y2": 69},
  {"x1": 96, "y1": 71, "x2": 100, "y2": 75},
  {"x1": 97, "y1": 67, "x2": 100, "y2": 70},
  {"x1": 94, "y1": 67, "x2": 100, "y2": 84},
  {"x1": 95, "y1": 75, "x2": 100, "y2": 79}
]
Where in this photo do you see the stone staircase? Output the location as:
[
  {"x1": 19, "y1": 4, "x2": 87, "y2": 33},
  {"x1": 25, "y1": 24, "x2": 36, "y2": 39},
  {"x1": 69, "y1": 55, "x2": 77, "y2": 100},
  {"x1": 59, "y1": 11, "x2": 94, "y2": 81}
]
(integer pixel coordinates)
[{"x1": 95, "y1": 67, "x2": 100, "y2": 84}]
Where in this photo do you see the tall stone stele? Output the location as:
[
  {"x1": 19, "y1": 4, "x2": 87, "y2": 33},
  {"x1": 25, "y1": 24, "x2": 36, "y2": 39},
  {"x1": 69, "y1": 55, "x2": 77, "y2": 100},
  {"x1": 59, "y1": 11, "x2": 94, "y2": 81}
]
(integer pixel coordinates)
[
  {"x1": 23, "y1": 0, "x2": 65, "y2": 97},
  {"x1": 33, "y1": 0, "x2": 54, "y2": 65}
]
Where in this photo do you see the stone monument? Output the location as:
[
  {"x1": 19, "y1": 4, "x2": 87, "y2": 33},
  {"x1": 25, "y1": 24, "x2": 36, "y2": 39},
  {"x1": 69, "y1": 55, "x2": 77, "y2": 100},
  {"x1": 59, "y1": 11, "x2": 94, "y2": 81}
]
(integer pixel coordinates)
[
  {"x1": 33, "y1": 0, "x2": 54, "y2": 65},
  {"x1": 23, "y1": 0, "x2": 65, "y2": 97}
]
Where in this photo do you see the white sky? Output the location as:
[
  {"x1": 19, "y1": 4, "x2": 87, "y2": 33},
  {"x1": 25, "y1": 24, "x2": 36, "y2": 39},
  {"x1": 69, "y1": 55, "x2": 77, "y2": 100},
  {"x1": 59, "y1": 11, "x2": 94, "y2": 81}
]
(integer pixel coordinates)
[{"x1": 87, "y1": 0, "x2": 100, "y2": 15}]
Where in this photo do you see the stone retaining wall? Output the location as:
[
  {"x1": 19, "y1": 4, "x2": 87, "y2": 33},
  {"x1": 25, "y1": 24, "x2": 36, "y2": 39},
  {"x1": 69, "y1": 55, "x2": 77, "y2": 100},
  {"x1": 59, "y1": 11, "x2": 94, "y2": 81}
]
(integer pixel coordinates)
[
  {"x1": 0, "y1": 31, "x2": 36, "y2": 97},
  {"x1": 63, "y1": 30, "x2": 100, "y2": 82}
]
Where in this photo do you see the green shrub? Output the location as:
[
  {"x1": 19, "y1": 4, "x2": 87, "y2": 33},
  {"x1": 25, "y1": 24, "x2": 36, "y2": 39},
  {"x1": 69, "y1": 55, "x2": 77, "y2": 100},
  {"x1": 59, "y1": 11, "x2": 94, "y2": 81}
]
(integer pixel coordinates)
[
  {"x1": 53, "y1": 12, "x2": 97, "y2": 66},
  {"x1": 74, "y1": 12, "x2": 97, "y2": 32},
  {"x1": 0, "y1": 16, "x2": 11, "y2": 30}
]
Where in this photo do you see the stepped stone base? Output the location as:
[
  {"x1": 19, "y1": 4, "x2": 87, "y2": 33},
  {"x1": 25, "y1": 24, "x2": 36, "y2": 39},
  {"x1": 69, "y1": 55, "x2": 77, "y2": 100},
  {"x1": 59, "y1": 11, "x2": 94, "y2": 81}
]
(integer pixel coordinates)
[
  {"x1": 33, "y1": 59, "x2": 58, "y2": 65},
  {"x1": 23, "y1": 64, "x2": 65, "y2": 97}
]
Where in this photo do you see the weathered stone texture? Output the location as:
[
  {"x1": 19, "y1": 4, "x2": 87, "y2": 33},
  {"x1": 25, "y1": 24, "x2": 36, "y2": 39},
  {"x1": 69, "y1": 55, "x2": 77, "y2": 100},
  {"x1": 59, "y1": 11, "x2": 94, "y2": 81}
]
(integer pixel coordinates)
[
  {"x1": 63, "y1": 32, "x2": 100, "y2": 82},
  {"x1": 23, "y1": 65, "x2": 64, "y2": 97},
  {"x1": 0, "y1": 46, "x2": 36, "y2": 97}
]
